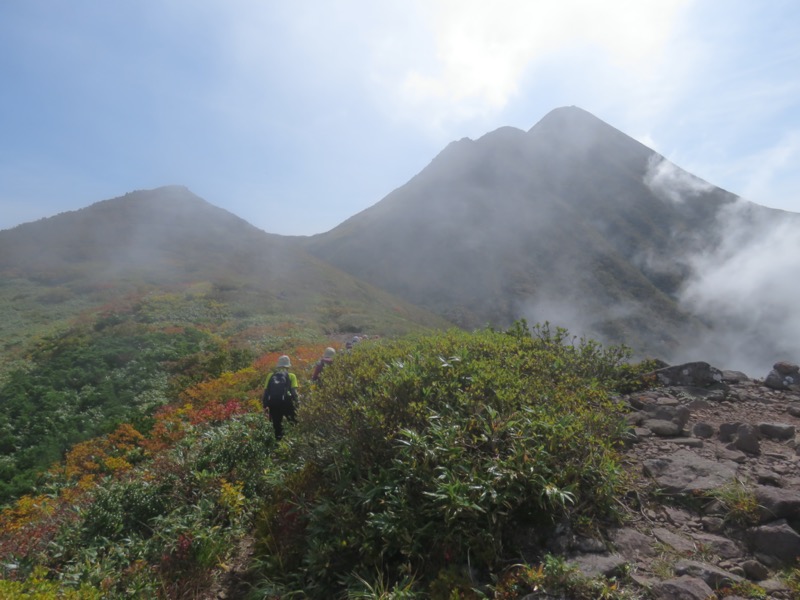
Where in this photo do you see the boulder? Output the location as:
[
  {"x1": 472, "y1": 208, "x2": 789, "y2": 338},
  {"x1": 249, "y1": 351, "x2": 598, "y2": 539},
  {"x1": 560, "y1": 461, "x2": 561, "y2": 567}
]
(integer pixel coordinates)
[
  {"x1": 648, "y1": 362, "x2": 724, "y2": 388},
  {"x1": 754, "y1": 485, "x2": 800, "y2": 522},
  {"x1": 567, "y1": 553, "x2": 627, "y2": 578},
  {"x1": 746, "y1": 519, "x2": 800, "y2": 566},
  {"x1": 730, "y1": 424, "x2": 760, "y2": 455},
  {"x1": 610, "y1": 527, "x2": 657, "y2": 559},
  {"x1": 757, "y1": 422, "x2": 795, "y2": 441},
  {"x1": 673, "y1": 559, "x2": 743, "y2": 588},
  {"x1": 650, "y1": 576, "x2": 713, "y2": 600},
  {"x1": 692, "y1": 422, "x2": 714, "y2": 438},
  {"x1": 764, "y1": 361, "x2": 800, "y2": 390},
  {"x1": 642, "y1": 449, "x2": 738, "y2": 495}
]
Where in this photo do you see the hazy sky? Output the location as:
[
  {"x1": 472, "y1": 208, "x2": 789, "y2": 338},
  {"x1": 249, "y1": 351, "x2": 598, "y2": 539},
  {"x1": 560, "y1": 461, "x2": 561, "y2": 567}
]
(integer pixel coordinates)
[{"x1": 2, "y1": 1, "x2": 799, "y2": 236}]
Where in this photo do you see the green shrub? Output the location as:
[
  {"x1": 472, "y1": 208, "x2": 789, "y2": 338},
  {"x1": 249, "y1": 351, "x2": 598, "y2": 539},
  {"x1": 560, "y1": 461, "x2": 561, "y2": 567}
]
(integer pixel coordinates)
[
  {"x1": 0, "y1": 566, "x2": 101, "y2": 599},
  {"x1": 81, "y1": 478, "x2": 171, "y2": 541},
  {"x1": 254, "y1": 324, "x2": 651, "y2": 597},
  {"x1": 193, "y1": 413, "x2": 274, "y2": 497}
]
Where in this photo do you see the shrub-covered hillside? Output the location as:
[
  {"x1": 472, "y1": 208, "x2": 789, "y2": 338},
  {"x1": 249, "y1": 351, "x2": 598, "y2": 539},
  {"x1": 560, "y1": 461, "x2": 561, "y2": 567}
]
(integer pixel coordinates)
[{"x1": 0, "y1": 323, "x2": 657, "y2": 599}]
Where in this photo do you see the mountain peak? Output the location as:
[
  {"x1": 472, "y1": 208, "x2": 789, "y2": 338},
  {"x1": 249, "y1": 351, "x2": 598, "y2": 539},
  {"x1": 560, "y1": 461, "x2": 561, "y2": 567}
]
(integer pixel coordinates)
[
  {"x1": 526, "y1": 105, "x2": 654, "y2": 165},
  {"x1": 531, "y1": 105, "x2": 615, "y2": 132}
]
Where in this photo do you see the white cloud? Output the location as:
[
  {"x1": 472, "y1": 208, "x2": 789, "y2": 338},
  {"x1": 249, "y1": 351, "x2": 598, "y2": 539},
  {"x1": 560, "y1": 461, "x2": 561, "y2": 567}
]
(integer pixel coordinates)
[
  {"x1": 678, "y1": 200, "x2": 800, "y2": 374},
  {"x1": 377, "y1": 0, "x2": 692, "y2": 129},
  {"x1": 643, "y1": 155, "x2": 714, "y2": 204}
]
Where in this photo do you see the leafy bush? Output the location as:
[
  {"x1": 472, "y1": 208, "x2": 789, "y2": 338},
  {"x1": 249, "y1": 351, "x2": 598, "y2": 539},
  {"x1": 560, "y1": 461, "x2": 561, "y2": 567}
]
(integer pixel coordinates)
[
  {"x1": 254, "y1": 324, "x2": 651, "y2": 597},
  {"x1": 0, "y1": 321, "x2": 230, "y2": 504},
  {"x1": 81, "y1": 478, "x2": 172, "y2": 541}
]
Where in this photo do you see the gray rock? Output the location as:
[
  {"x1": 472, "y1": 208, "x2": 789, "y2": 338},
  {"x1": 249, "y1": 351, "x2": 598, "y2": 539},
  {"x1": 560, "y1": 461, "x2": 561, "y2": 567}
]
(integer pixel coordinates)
[
  {"x1": 747, "y1": 519, "x2": 800, "y2": 566},
  {"x1": 722, "y1": 370, "x2": 749, "y2": 383},
  {"x1": 759, "y1": 577, "x2": 792, "y2": 594},
  {"x1": 642, "y1": 404, "x2": 691, "y2": 428},
  {"x1": 719, "y1": 422, "x2": 742, "y2": 442},
  {"x1": 674, "y1": 559, "x2": 743, "y2": 588},
  {"x1": 650, "y1": 576, "x2": 713, "y2": 600},
  {"x1": 628, "y1": 395, "x2": 647, "y2": 410},
  {"x1": 646, "y1": 419, "x2": 682, "y2": 437},
  {"x1": 774, "y1": 361, "x2": 800, "y2": 376},
  {"x1": 754, "y1": 467, "x2": 783, "y2": 487},
  {"x1": 672, "y1": 386, "x2": 715, "y2": 399},
  {"x1": 653, "y1": 527, "x2": 695, "y2": 553},
  {"x1": 715, "y1": 446, "x2": 747, "y2": 463},
  {"x1": 665, "y1": 437, "x2": 704, "y2": 448},
  {"x1": 765, "y1": 365, "x2": 799, "y2": 391},
  {"x1": 650, "y1": 362, "x2": 724, "y2": 388},
  {"x1": 690, "y1": 532, "x2": 743, "y2": 559},
  {"x1": 664, "y1": 506, "x2": 694, "y2": 525},
  {"x1": 732, "y1": 423, "x2": 760, "y2": 455},
  {"x1": 692, "y1": 422, "x2": 714, "y2": 438},
  {"x1": 625, "y1": 411, "x2": 645, "y2": 425},
  {"x1": 685, "y1": 398, "x2": 711, "y2": 410},
  {"x1": 567, "y1": 553, "x2": 627, "y2": 578},
  {"x1": 610, "y1": 527, "x2": 657, "y2": 559},
  {"x1": 754, "y1": 485, "x2": 800, "y2": 522},
  {"x1": 757, "y1": 422, "x2": 795, "y2": 441},
  {"x1": 573, "y1": 535, "x2": 606, "y2": 554},
  {"x1": 741, "y1": 559, "x2": 769, "y2": 581},
  {"x1": 642, "y1": 450, "x2": 738, "y2": 495},
  {"x1": 701, "y1": 516, "x2": 725, "y2": 533}
]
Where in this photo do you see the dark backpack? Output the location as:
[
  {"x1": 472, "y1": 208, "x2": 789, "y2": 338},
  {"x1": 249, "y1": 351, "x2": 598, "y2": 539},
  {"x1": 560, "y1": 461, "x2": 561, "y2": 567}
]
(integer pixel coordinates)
[{"x1": 263, "y1": 371, "x2": 292, "y2": 409}]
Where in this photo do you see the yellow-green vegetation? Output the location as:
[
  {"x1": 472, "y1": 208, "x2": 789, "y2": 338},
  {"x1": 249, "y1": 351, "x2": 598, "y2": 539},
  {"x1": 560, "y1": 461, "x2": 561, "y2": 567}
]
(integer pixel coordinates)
[
  {"x1": 785, "y1": 566, "x2": 800, "y2": 597},
  {"x1": 706, "y1": 479, "x2": 761, "y2": 526},
  {"x1": 0, "y1": 567, "x2": 101, "y2": 599},
  {"x1": 0, "y1": 321, "x2": 657, "y2": 599},
  {"x1": 493, "y1": 555, "x2": 638, "y2": 600}
]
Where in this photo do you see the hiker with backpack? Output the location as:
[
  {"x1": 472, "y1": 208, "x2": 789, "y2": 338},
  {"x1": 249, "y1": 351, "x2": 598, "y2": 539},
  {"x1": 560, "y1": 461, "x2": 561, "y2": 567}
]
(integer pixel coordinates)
[
  {"x1": 261, "y1": 355, "x2": 298, "y2": 441},
  {"x1": 310, "y1": 347, "x2": 336, "y2": 383}
]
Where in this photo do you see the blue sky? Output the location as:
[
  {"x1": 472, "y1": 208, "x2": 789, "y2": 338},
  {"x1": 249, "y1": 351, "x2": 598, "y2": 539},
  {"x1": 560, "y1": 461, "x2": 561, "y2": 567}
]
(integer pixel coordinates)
[{"x1": 1, "y1": 0, "x2": 799, "y2": 236}]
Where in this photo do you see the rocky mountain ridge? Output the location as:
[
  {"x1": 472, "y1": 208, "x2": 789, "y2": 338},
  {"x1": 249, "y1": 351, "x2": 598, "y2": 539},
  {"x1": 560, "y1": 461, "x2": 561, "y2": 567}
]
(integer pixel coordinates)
[{"x1": 556, "y1": 360, "x2": 800, "y2": 599}]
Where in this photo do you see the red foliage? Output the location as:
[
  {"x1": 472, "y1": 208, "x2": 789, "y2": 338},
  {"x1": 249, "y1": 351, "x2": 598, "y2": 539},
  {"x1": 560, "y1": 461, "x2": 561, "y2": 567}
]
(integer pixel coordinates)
[{"x1": 189, "y1": 398, "x2": 248, "y2": 425}]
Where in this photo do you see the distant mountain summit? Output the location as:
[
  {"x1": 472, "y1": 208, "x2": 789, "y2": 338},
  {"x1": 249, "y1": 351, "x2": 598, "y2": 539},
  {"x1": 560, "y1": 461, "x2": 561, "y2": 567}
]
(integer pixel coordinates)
[
  {"x1": 0, "y1": 186, "x2": 450, "y2": 355},
  {"x1": 305, "y1": 106, "x2": 786, "y2": 362},
  {"x1": 0, "y1": 186, "x2": 285, "y2": 281}
]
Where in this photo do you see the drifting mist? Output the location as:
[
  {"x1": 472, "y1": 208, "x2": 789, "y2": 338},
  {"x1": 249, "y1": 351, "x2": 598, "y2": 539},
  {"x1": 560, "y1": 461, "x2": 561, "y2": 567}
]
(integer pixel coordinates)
[{"x1": 644, "y1": 157, "x2": 800, "y2": 376}]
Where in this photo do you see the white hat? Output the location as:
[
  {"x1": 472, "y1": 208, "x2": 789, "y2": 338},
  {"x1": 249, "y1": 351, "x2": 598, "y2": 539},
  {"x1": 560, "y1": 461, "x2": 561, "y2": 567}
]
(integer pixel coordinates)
[
  {"x1": 277, "y1": 355, "x2": 291, "y2": 368},
  {"x1": 323, "y1": 347, "x2": 336, "y2": 360}
]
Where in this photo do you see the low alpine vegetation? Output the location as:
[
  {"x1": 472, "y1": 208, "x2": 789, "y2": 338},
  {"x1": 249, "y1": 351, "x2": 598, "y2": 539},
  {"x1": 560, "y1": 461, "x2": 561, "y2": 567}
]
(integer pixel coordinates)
[{"x1": 0, "y1": 322, "x2": 657, "y2": 598}]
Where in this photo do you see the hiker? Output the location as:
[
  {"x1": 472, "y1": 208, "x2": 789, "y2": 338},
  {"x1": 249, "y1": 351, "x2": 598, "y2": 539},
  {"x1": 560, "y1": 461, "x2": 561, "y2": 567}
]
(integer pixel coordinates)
[
  {"x1": 311, "y1": 347, "x2": 336, "y2": 382},
  {"x1": 261, "y1": 355, "x2": 298, "y2": 441}
]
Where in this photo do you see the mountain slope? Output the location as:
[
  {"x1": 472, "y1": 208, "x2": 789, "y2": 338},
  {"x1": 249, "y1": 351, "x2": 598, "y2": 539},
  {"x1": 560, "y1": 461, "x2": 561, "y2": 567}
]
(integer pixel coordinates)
[
  {"x1": 0, "y1": 186, "x2": 454, "y2": 501},
  {"x1": 305, "y1": 107, "x2": 788, "y2": 361},
  {"x1": 0, "y1": 186, "x2": 451, "y2": 370}
]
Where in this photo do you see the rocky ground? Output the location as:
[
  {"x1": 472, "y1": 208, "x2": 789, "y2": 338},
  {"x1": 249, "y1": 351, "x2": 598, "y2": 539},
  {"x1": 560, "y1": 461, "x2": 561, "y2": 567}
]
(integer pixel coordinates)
[{"x1": 558, "y1": 361, "x2": 800, "y2": 599}]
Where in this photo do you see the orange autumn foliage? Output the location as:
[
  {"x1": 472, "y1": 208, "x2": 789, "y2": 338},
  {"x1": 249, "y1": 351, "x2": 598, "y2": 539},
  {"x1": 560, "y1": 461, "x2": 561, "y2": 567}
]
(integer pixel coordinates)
[
  {"x1": 64, "y1": 423, "x2": 145, "y2": 480},
  {"x1": 0, "y1": 341, "x2": 339, "y2": 553}
]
